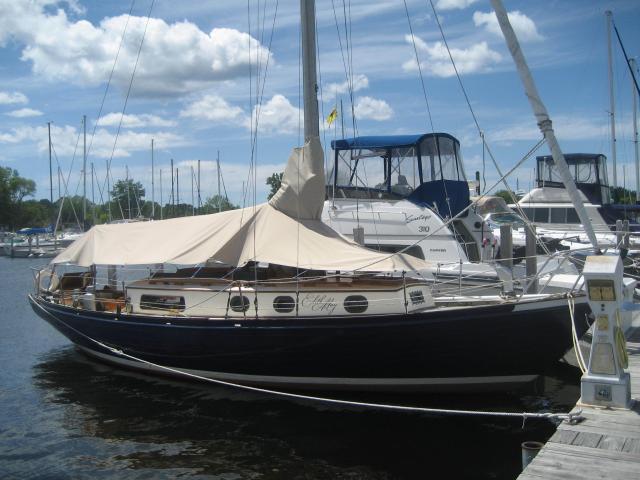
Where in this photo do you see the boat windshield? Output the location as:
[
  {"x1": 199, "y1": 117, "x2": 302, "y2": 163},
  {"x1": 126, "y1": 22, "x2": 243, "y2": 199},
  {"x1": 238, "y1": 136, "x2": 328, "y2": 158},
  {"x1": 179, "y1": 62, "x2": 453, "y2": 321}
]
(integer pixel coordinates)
[
  {"x1": 536, "y1": 153, "x2": 611, "y2": 204},
  {"x1": 329, "y1": 133, "x2": 466, "y2": 200},
  {"x1": 486, "y1": 212, "x2": 525, "y2": 228},
  {"x1": 537, "y1": 154, "x2": 608, "y2": 186}
]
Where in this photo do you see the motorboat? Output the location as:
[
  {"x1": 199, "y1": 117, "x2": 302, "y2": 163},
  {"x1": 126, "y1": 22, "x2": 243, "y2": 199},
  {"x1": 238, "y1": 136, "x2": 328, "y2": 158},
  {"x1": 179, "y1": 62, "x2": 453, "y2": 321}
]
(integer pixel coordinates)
[
  {"x1": 516, "y1": 154, "x2": 640, "y2": 250},
  {"x1": 322, "y1": 133, "x2": 510, "y2": 285}
]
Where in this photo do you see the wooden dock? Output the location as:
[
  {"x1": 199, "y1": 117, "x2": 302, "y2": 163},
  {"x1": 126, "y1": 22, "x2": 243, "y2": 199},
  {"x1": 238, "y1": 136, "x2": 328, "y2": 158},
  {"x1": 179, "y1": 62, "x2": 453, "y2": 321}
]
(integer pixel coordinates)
[{"x1": 518, "y1": 322, "x2": 640, "y2": 479}]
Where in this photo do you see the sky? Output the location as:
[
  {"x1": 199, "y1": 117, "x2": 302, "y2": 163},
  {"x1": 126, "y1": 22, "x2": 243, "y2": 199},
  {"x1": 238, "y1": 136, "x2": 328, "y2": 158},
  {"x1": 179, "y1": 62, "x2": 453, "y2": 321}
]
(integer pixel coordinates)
[{"x1": 0, "y1": 0, "x2": 639, "y2": 214}]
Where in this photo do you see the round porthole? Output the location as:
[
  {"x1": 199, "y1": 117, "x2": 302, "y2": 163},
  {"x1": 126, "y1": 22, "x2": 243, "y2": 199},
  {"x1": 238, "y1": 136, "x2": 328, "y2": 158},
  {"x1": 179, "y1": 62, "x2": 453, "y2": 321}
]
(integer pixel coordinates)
[
  {"x1": 344, "y1": 295, "x2": 368, "y2": 314},
  {"x1": 229, "y1": 295, "x2": 250, "y2": 312},
  {"x1": 273, "y1": 296, "x2": 295, "y2": 313}
]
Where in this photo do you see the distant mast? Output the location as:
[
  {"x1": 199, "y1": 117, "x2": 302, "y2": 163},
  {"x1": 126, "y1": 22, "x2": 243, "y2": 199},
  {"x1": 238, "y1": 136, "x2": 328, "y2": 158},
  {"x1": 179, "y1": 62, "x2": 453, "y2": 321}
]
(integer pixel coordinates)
[
  {"x1": 217, "y1": 150, "x2": 221, "y2": 212},
  {"x1": 82, "y1": 114, "x2": 87, "y2": 229},
  {"x1": 606, "y1": 11, "x2": 617, "y2": 190},
  {"x1": 632, "y1": 57, "x2": 639, "y2": 203},
  {"x1": 151, "y1": 138, "x2": 155, "y2": 219},
  {"x1": 490, "y1": 0, "x2": 599, "y2": 248},
  {"x1": 47, "y1": 122, "x2": 53, "y2": 205}
]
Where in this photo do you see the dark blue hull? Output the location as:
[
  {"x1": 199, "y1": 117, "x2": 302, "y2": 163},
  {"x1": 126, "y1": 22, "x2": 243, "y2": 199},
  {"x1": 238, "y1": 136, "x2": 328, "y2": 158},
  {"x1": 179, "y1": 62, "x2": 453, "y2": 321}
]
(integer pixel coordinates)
[{"x1": 29, "y1": 294, "x2": 592, "y2": 390}]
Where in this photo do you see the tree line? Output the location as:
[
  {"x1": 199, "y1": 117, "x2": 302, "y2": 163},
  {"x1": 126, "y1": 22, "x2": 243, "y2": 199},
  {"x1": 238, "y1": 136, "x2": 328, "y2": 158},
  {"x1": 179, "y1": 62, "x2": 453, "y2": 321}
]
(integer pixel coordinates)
[{"x1": 0, "y1": 166, "x2": 242, "y2": 231}]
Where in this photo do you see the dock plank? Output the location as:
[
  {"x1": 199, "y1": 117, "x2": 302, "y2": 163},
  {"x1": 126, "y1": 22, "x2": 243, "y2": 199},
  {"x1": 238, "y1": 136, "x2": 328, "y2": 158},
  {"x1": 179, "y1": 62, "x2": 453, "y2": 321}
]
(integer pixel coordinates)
[{"x1": 518, "y1": 321, "x2": 640, "y2": 480}]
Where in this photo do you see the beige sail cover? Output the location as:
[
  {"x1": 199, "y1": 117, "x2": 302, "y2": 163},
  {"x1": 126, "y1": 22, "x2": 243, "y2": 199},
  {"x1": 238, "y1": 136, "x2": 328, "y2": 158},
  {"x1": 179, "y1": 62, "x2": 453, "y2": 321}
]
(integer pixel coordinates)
[
  {"x1": 268, "y1": 136, "x2": 325, "y2": 220},
  {"x1": 51, "y1": 203, "x2": 428, "y2": 271},
  {"x1": 51, "y1": 139, "x2": 430, "y2": 272}
]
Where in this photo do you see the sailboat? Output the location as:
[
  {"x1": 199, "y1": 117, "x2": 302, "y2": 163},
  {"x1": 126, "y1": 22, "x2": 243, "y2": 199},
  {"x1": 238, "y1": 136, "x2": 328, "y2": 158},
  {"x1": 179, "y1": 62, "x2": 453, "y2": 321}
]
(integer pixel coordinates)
[{"x1": 29, "y1": 0, "x2": 592, "y2": 392}]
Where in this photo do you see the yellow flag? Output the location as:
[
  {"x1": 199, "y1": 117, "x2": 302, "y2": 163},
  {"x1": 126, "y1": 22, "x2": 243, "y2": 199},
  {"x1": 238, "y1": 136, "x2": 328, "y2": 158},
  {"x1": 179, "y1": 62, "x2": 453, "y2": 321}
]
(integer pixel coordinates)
[{"x1": 326, "y1": 106, "x2": 338, "y2": 126}]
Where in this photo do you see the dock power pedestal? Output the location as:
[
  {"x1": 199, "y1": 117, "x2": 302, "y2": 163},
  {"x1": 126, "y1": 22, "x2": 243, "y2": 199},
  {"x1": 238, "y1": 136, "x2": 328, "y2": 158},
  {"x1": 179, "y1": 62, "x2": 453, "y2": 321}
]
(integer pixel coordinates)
[{"x1": 580, "y1": 254, "x2": 631, "y2": 409}]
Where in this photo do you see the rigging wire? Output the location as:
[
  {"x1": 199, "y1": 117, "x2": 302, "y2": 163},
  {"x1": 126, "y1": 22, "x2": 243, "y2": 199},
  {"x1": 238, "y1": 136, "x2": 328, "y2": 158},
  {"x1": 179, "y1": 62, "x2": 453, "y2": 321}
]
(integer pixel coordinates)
[
  {"x1": 87, "y1": 0, "x2": 136, "y2": 163},
  {"x1": 427, "y1": 0, "x2": 551, "y2": 256},
  {"x1": 403, "y1": 0, "x2": 435, "y2": 133},
  {"x1": 101, "y1": 0, "x2": 155, "y2": 220}
]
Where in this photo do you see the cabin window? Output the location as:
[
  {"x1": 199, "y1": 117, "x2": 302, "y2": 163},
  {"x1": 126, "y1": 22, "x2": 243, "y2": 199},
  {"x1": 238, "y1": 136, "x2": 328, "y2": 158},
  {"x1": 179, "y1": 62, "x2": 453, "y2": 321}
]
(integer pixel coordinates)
[
  {"x1": 520, "y1": 208, "x2": 533, "y2": 220},
  {"x1": 566, "y1": 208, "x2": 580, "y2": 224},
  {"x1": 140, "y1": 294, "x2": 185, "y2": 311},
  {"x1": 273, "y1": 296, "x2": 296, "y2": 313},
  {"x1": 344, "y1": 295, "x2": 368, "y2": 314},
  {"x1": 550, "y1": 208, "x2": 566, "y2": 223},
  {"x1": 229, "y1": 295, "x2": 251, "y2": 312},
  {"x1": 533, "y1": 208, "x2": 549, "y2": 223}
]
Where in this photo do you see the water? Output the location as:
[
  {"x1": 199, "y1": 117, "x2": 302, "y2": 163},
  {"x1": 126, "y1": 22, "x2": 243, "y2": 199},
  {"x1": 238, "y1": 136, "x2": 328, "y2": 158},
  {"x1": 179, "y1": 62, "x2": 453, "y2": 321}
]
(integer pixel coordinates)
[{"x1": 0, "y1": 256, "x2": 583, "y2": 479}]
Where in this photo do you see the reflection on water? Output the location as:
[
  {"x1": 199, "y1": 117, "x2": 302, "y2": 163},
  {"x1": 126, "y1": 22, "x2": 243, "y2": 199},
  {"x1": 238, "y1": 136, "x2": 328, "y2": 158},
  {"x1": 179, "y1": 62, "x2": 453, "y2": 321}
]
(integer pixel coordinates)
[
  {"x1": 25, "y1": 347, "x2": 582, "y2": 479},
  {"x1": 1, "y1": 257, "x2": 584, "y2": 479}
]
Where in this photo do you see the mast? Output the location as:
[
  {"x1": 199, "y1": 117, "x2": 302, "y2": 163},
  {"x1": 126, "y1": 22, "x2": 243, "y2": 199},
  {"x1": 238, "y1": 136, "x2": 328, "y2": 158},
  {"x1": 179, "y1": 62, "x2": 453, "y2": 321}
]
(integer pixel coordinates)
[
  {"x1": 490, "y1": 0, "x2": 599, "y2": 248},
  {"x1": 632, "y1": 57, "x2": 639, "y2": 203},
  {"x1": 217, "y1": 151, "x2": 221, "y2": 212},
  {"x1": 126, "y1": 165, "x2": 131, "y2": 220},
  {"x1": 300, "y1": 0, "x2": 319, "y2": 141},
  {"x1": 170, "y1": 158, "x2": 174, "y2": 216},
  {"x1": 83, "y1": 114, "x2": 87, "y2": 228},
  {"x1": 106, "y1": 160, "x2": 111, "y2": 222},
  {"x1": 151, "y1": 138, "x2": 155, "y2": 219},
  {"x1": 606, "y1": 11, "x2": 617, "y2": 189},
  {"x1": 176, "y1": 167, "x2": 180, "y2": 214},
  {"x1": 191, "y1": 165, "x2": 195, "y2": 216},
  {"x1": 159, "y1": 168, "x2": 163, "y2": 220},
  {"x1": 197, "y1": 159, "x2": 201, "y2": 210},
  {"x1": 91, "y1": 162, "x2": 96, "y2": 224},
  {"x1": 47, "y1": 122, "x2": 53, "y2": 206}
]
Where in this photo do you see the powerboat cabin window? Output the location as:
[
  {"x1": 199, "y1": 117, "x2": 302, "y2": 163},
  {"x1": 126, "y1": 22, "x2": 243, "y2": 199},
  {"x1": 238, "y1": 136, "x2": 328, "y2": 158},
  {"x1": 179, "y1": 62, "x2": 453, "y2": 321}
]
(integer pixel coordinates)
[
  {"x1": 550, "y1": 208, "x2": 566, "y2": 223},
  {"x1": 566, "y1": 208, "x2": 580, "y2": 224},
  {"x1": 533, "y1": 208, "x2": 549, "y2": 223}
]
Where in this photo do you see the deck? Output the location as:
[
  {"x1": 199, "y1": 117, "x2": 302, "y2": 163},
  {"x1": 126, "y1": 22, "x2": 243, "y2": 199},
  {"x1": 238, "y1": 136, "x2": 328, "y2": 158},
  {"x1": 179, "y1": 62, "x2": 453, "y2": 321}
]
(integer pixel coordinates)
[{"x1": 518, "y1": 320, "x2": 640, "y2": 479}]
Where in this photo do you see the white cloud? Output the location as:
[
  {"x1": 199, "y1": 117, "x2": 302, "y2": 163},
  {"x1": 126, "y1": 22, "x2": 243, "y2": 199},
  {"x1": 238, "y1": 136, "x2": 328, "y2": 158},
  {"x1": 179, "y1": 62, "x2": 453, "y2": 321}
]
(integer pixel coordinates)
[
  {"x1": 181, "y1": 93, "x2": 301, "y2": 135},
  {"x1": 403, "y1": 36, "x2": 501, "y2": 77},
  {"x1": 0, "y1": 1, "x2": 273, "y2": 96},
  {"x1": 354, "y1": 96, "x2": 393, "y2": 121},
  {"x1": 435, "y1": 0, "x2": 478, "y2": 11},
  {"x1": 487, "y1": 115, "x2": 617, "y2": 145},
  {"x1": 97, "y1": 112, "x2": 176, "y2": 128},
  {"x1": 0, "y1": 91, "x2": 28, "y2": 105},
  {"x1": 247, "y1": 94, "x2": 301, "y2": 135},
  {"x1": 0, "y1": 124, "x2": 184, "y2": 158},
  {"x1": 473, "y1": 11, "x2": 543, "y2": 42},
  {"x1": 179, "y1": 94, "x2": 245, "y2": 123},
  {"x1": 5, "y1": 107, "x2": 43, "y2": 118},
  {"x1": 325, "y1": 74, "x2": 369, "y2": 96}
]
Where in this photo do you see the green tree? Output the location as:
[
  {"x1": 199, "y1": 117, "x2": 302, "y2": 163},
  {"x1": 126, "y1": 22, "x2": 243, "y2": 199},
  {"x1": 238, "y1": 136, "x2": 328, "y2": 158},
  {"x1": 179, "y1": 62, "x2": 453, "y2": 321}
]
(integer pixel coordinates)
[
  {"x1": 203, "y1": 195, "x2": 238, "y2": 213},
  {"x1": 110, "y1": 179, "x2": 145, "y2": 219},
  {"x1": 266, "y1": 172, "x2": 283, "y2": 200},
  {"x1": 612, "y1": 187, "x2": 636, "y2": 205},
  {"x1": 0, "y1": 166, "x2": 38, "y2": 228},
  {"x1": 493, "y1": 189, "x2": 520, "y2": 205}
]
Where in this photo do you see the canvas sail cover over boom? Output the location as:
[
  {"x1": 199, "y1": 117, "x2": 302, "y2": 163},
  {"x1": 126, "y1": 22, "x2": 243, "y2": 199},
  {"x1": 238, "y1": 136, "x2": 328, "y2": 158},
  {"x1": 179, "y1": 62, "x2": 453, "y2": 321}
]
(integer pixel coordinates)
[{"x1": 51, "y1": 139, "x2": 430, "y2": 272}]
